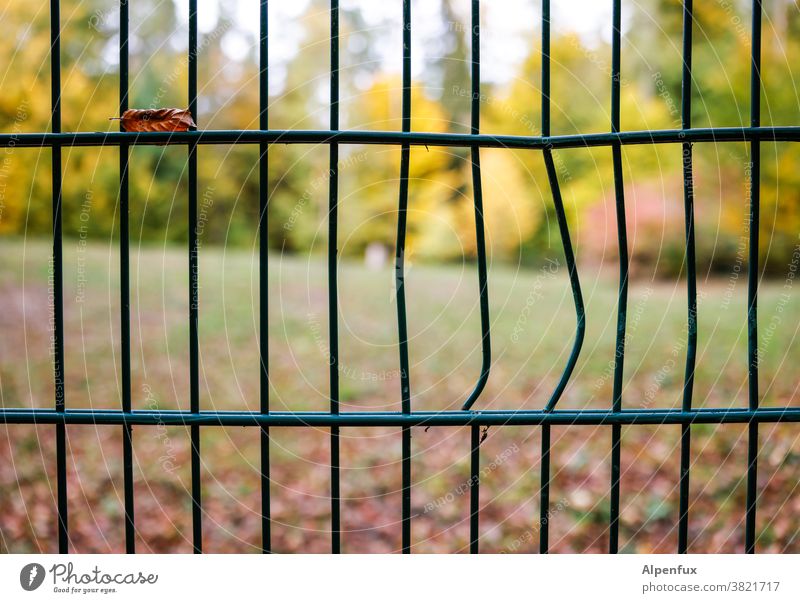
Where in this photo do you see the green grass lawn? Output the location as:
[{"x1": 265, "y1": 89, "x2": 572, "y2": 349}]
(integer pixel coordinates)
[{"x1": 1, "y1": 238, "x2": 800, "y2": 552}]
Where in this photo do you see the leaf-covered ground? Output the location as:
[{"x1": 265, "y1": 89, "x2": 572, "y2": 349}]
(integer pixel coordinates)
[{"x1": 2, "y1": 239, "x2": 800, "y2": 553}]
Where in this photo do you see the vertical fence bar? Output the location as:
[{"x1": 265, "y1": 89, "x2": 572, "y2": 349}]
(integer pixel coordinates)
[
  {"x1": 539, "y1": 0, "x2": 587, "y2": 551},
  {"x1": 397, "y1": 0, "x2": 413, "y2": 554},
  {"x1": 188, "y1": 0, "x2": 202, "y2": 554},
  {"x1": 539, "y1": 414, "x2": 551, "y2": 553},
  {"x1": 259, "y1": 0, "x2": 271, "y2": 554},
  {"x1": 329, "y1": 0, "x2": 341, "y2": 554},
  {"x1": 119, "y1": 0, "x2": 135, "y2": 554},
  {"x1": 468, "y1": 0, "x2": 485, "y2": 554},
  {"x1": 540, "y1": 155, "x2": 586, "y2": 550},
  {"x1": 50, "y1": 0, "x2": 68, "y2": 554},
  {"x1": 608, "y1": 0, "x2": 628, "y2": 554},
  {"x1": 745, "y1": 0, "x2": 762, "y2": 555},
  {"x1": 460, "y1": 2, "x2": 491, "y2": 413},
  {"x1": 469, "y1": 424, "x2": 480, "y2": 553},
  {"x1": 678, "y1": 0, "x2": 696, "y2": 555},
  {"x1": 539, "y1": 0, "x2": 552, "y2": 555},
  {"x1": 9, "y1": 0, "x2": 784, "y2": 559}
]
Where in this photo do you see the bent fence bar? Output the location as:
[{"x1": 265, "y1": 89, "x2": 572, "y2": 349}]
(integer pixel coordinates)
[{"x1": 0, "y1": 0, "x2": 786, "y2": 554}]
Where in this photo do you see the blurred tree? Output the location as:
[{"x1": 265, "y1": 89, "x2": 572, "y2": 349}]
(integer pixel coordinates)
[{"x1": 1, "y1": 0, "x2": 799, "y2": 276}]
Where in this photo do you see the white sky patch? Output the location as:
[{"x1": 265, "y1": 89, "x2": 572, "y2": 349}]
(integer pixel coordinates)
[
  {"x1": 553, "y1": 1, "x2": 616, "y2": 41},
  {"x1": 222, "y1": 0, "x2": 618, "y2": 89}
]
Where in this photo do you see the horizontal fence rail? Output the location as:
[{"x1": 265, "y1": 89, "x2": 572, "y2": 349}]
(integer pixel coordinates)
[
  {"x1": 3, "y1": 408, "x2": 800, "y2": 427},
  {"x1": 1, "y1": 0, "x2": 792, "y2": 554},
  {"x1": 2, "y1": 126, "x2": 800, "y2": 149}
]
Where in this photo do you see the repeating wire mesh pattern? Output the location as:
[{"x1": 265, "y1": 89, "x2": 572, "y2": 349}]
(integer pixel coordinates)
[{"x1": 0, "y1": 0, "x2": 795, "y2": 554}]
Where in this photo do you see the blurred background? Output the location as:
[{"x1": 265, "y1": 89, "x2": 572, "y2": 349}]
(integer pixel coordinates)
[{"x1": 1, "y1": 0, "x2": 800, "y2": 553}]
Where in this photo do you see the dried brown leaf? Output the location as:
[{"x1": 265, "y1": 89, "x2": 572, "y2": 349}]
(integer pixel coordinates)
[{"x1": 110, "y1": 108, "x2": 196, "y2": 132}]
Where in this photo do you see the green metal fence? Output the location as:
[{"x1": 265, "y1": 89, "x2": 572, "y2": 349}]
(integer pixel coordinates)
[{"x1": 0, "y1": 0, "x2": 794, "y2": 554}]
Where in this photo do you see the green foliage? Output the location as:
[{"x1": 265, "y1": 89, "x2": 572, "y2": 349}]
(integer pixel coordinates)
[{"x1": 1, "y1": 0, "x2": 800, "y2": 277}]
